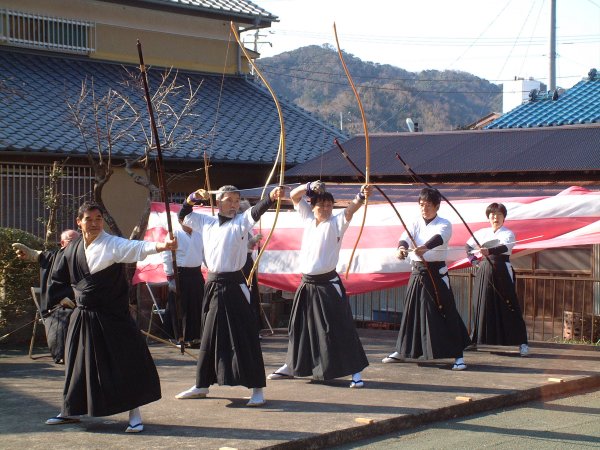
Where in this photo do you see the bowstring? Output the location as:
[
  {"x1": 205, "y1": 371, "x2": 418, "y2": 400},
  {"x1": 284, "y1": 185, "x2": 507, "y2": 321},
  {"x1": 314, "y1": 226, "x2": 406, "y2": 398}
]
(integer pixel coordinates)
[{"x1": 319, "y1": 128, "x2": 326, "y2": 180}]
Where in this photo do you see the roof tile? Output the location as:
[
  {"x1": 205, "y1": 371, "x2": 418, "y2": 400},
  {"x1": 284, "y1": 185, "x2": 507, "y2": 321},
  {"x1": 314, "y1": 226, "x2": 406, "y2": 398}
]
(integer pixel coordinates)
[
  {"x1": 286, "y1": 126, "x2": 600, "y2": 180},
  {"x1": 488, "y1": 70, "x2": 600, "y2": 129},
  {"x1": 0, "y1": 49, "x2": 345, "y2": 166}
]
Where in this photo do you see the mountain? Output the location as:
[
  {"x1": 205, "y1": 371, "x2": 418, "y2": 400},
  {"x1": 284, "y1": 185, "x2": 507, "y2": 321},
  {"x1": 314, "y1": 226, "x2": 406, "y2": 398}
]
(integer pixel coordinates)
[{"x1": 256, "y1": 45, "x2": 502, "y2": 134}]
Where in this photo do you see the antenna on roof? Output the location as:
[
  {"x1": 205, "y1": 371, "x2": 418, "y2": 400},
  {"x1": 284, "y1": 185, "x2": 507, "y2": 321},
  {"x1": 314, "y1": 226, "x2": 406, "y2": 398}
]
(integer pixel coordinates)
[{"x1": 406, "y1": 118, "x2": 415, "y2": 133}]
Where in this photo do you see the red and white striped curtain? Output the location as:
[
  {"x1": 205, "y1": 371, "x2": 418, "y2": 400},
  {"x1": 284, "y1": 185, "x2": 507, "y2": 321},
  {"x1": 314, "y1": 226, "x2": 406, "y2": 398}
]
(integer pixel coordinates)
[{"x1": 133, "y1": 186, "x2": 600, "y2": 295}]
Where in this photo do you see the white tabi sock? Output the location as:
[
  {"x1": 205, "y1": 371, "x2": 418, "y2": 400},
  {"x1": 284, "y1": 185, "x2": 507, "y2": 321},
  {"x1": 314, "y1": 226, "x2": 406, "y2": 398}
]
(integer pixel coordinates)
[
  {"x1": 128, "y1": 407, "x2": 142, "y2": 426},
  {"x1": 352, "y1": 372, "x2": 362, "y2": 382},
  {"x1": 249, "y1": 388, "x2": 264, "y2": 404},
  {"x1": 388, "y1": 351, "x2": 401, "y2": 359},
  {"x1": 183, "y1": 386, "x2": 209, "y2": 395},
  {"x1": 275, "y1": 363, "x2": 291, "y2": 375}
]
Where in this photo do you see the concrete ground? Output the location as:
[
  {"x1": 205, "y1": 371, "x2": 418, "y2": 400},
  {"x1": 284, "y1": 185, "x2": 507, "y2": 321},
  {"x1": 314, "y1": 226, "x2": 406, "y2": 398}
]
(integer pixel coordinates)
[
  {"x1": 333, "y1": 389, "x2": 600, "y2": 449},
  {"x1": 0, "y1": 329, "x2": 598, "y2": 450}
]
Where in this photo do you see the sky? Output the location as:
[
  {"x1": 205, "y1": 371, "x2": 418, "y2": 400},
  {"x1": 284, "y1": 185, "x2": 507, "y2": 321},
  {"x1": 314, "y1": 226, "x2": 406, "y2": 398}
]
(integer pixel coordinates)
[{"x1": 252, "y1": 0, "x2": 600, "y2": 88}]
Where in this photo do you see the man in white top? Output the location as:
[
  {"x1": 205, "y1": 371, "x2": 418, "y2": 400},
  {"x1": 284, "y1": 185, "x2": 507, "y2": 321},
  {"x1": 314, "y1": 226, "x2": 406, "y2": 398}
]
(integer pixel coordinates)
[
  {"x1": 175, "y1": 184, "x2": 285, "y2": 406},
  {"x1": 382, "y1": 188, "x2": 470, "y2": 370},
  {"x1": 268, "y1": 181, "x2": 371, "y2": 388},
  {"x1": 45, "y1": 201, "x2": 177, "y2": 433},
  {"x1": 161, "y1": 221, "x2": 205, "y2": 346}
]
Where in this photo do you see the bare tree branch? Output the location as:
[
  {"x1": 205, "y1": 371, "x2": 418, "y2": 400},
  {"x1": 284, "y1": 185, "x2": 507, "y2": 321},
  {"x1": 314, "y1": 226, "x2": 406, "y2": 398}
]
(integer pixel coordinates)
[{"x1": 66, "y1": 67, "x2": 206, "y2": 240}]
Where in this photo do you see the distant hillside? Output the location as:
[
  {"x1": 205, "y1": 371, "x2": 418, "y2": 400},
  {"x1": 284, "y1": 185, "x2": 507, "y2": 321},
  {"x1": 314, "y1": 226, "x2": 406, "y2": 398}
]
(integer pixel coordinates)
[{"x1": 257, "y1": 45, "x2": 502, "y2": 134}]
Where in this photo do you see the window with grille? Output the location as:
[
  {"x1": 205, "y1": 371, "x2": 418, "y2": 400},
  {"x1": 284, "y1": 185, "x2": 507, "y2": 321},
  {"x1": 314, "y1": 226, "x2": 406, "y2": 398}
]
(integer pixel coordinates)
[
  {"x1": 0, "y1": 163, "x2": 94, "y2": 240},
  {"x1": 0, "y1": 9, "x2": 95, "y2": 54}
]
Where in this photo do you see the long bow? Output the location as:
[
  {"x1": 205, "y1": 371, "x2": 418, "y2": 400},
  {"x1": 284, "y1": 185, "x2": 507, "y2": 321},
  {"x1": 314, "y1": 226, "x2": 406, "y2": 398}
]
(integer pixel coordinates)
[
  {"x1": 395, "y1": 152, "x2": 513, "y2": 310},
  {"x1": 136, "y1": 40, "x2": 185, "y2": 354},
  {"x1": 334, "y1": 139, "x2": 443, "y2": 311},
  {"x1": 395, "y1": 152, "x2": 485, "y2": 250},
  {"x1": 229, "y1": 22, "x2": 286, "y2": 287},
  {"x1": 203, "y1": 151, "x2": 215, "y2": 215},
  {"x1": 333, "y1": 23, "x2": 370, "y2": 279}
]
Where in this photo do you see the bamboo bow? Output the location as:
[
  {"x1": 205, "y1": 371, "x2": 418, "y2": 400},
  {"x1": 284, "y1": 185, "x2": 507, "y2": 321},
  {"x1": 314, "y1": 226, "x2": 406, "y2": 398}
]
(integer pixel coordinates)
[
  {"x1": 137, "y1": 40, "x2": 185, "y2": 354},
  {"x1": 334, "y1": 139, "x2": 443, "y2": 312},
  {"x1": 333, "y1": 23, "x2": 370, "y2": 280},
  {"x1": 203, "y1": 151, "x2": 215, "y2": 215},
  {"x1": 395, "y1": 152, "x2": 514, "y2": 310},
  {"x1": 229, "y1": 22, "x2": 286, "y2": 287}
]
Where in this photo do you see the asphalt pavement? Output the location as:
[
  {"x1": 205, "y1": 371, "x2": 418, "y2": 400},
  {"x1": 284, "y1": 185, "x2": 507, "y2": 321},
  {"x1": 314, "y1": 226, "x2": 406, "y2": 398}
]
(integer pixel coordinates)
[{"x1": 0, "y1": 329, "x2": 598, "y2": 449}]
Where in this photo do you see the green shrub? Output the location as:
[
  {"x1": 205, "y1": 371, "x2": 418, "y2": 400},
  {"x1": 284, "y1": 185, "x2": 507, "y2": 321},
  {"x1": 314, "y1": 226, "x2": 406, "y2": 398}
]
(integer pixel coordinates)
[{"x1": 0, "y1": 228, "x2": 47, "y2": 344}]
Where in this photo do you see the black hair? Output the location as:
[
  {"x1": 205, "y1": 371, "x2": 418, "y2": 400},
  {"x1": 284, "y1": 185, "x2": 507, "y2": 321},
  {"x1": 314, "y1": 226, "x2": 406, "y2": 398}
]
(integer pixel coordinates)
[
  {"x1": 485, "y1": 202, "x2": 507, "y2": 218},
  {"x1": 310, "y1": 191, "x2": 335, "y2": 206},
  {"x1": 418, "y1": 188, "x2": 441, "y2": 207},
  {"x1": 77, "y1": 201, "x2": 105, "y2": 220}
]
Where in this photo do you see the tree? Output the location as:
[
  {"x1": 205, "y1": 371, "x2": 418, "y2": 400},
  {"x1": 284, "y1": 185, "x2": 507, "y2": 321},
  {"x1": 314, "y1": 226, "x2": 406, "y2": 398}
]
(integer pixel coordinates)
[{"x1": 66, "y1": 68, "x2": 203, "y2": 240}]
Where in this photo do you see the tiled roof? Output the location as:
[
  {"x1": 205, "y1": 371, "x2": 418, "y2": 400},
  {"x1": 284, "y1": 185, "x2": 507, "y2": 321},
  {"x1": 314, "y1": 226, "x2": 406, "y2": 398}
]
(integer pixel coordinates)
[
  {"x1": 487, "y1": 69, "x2": 600, "y2": 129},
  {"x1": 285, "y1": 126, "x2": 600, "y2": 181},
  {"x1": 0, "y1": 48, "x2": 344, "y2": 165},
  {"x1": 104, "y1": 0, "x2": 277, "y2": 23}
]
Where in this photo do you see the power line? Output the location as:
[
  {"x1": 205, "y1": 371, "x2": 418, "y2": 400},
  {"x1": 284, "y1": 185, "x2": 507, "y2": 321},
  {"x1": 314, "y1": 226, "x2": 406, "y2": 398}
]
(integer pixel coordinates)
[
  {"x1": 257, "y1": 63, "x2": 583, "y2": 86},
  {"x1": 267, "y1": 30, "x2": 600, "y2": 47}
]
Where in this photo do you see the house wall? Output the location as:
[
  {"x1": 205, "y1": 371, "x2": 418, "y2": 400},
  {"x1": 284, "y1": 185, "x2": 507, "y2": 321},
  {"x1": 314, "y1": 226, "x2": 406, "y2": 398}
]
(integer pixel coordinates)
[
  {"x1": 503, "y1": 78, "x2": 545, "y2": 113},
  {"x1": 2, "y1": 0, "x2": 249, "y2": 74}
]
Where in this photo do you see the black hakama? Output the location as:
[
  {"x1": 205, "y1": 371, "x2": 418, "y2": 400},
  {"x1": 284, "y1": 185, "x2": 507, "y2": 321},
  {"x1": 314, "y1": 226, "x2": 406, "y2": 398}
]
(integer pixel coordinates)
[
  {"x1": 43, "y1": 309, "x2": 71, "y2": 363},
  {"x1": 195, "y1": 271, "x2": 266, "y2": 388},
  {"x1": 164, "y1": 266, "x2": 204, "y2": 342},
  {"x1": 242, "y1": 253, "x2": 263, "y2": 327},
  {"x1": 396, "y1": 262, "x2": 470, "y2": 359},
  {"x1": 286, "y1": 271, "x2": 369, "y2": 380},
  {"x1": 471, "y1": 255, "x2": 528, "y2": 346},
  {"x1": 53, "y1": 238, "x2": 161, "y2": 417},
  {"x1": 40, "y1": 249, "x2": 74, "y2": 363}
]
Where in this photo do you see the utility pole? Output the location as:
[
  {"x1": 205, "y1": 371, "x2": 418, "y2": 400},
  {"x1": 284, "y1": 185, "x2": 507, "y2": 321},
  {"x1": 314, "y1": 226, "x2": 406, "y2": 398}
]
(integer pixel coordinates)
[
  {"x1": 245, "y1": 30, "x2": 272, "y2": 76},
  {"x1": 549, "y1": 0, "x2": 556, "y2": 90}
]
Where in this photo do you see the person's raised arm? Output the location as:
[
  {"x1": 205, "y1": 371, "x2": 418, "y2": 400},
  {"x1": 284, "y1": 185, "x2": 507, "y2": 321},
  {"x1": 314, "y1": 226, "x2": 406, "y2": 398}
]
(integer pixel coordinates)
[
  {"x1": 249, "y1": 186, "x2": 287, "y2": 221},
  {"x1": 290, "y1": 181, "x2": 325, "y2": 207},
  {"x1": 179, "y1": 188, "x2": 210, "y2": 222},
  {"x1": 344, "y1": 184, "x2": 372, "y2": 221}
]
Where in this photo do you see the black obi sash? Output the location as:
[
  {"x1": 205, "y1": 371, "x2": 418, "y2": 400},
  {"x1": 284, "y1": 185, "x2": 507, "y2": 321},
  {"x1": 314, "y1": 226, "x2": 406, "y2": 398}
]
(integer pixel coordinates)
[
  {"x1": 206, "y1": 271, "x2": 246, "y2": 284},
  {"x1": 178, "y1": 266, "x2": 202, "y2": 274},
  {"x1": 413, "y1": 261, "x2": 447, "y2": 277},
  {"x1": 488, "y1": 254, "x2": 510, "y2": 263},
  {"x1": 301, "y1": 270, "x2": 338, "y2": 284}
]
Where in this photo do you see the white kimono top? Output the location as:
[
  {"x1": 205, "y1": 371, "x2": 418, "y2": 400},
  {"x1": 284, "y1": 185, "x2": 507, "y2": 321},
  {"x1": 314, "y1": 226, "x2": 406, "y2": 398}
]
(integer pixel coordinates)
[
  {"x1": 401, "y1": 215, "x2": 452, "y2": 263},
  {"x1": 467, "y1": 225, "x2": 516, "y2": 279},
  {"x1": 83, "y1": 230, "x2": 158, "y2": 275},
  {"x1": 296, "y1": 198, "x2": 350, "y2": 276},
  {"x1": 161, "y1": 228, "x2": 204, "y2": 276},
  {"x1": 183, "y1": 209, "x2": 255, "y2": 273}
]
